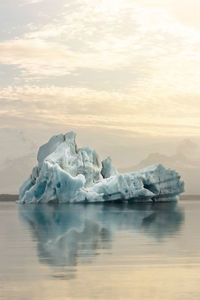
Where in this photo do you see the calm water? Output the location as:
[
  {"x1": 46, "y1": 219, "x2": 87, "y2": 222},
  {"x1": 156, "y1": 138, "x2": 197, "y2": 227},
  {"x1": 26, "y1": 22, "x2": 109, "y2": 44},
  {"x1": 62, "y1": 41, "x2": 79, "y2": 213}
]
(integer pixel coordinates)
[{"x1": 0, "y1": 200, "x2": 200, "y2": 300}]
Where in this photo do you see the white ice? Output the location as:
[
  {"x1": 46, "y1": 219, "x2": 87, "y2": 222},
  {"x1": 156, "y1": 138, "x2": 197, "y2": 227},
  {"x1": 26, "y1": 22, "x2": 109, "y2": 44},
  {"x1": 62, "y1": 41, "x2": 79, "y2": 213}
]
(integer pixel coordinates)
[{"x1": 18, "y1": 131, "x2": 184, "y2": 203}]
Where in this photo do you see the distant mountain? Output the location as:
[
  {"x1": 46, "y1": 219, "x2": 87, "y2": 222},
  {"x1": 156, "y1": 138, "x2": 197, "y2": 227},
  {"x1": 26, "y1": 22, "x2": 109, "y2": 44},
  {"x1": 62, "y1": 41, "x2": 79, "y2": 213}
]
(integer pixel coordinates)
[
  {"x1": 0, "y1": 128, "x2": 37, "y2": 166},
  {"x1": 0, "y1": 154, "x2": 36, "y2": 194},
  {"x1": 0, "y1": 128, "x2": 39, "y2": 194}
]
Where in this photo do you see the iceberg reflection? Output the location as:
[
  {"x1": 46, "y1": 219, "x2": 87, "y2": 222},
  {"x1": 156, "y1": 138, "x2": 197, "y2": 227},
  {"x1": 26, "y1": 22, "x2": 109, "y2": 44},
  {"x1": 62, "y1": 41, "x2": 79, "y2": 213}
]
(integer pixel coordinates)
[{"x1": 19, "y1": 202, "x2": 184, "y2": 273}]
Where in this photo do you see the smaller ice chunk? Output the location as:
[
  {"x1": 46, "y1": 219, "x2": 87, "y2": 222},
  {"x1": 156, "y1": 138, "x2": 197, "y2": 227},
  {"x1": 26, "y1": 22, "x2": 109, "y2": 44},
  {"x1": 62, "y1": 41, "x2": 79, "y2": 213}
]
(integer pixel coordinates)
[{"x1": 101, "y1": 157, "x2": 118, "y2": 178}]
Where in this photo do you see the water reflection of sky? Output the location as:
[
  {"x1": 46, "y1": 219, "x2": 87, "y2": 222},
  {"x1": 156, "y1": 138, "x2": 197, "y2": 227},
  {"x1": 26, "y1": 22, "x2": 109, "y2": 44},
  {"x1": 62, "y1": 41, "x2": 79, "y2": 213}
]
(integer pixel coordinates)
[{"x1": 19, "y1": 202, "x2": 184, "y2": 277}]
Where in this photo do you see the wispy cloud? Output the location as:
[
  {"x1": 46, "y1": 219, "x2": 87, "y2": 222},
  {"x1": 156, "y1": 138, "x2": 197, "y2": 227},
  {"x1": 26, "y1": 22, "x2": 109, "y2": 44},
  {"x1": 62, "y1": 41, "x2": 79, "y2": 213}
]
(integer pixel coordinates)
[
  {"x1": 20, "y1": 0, "x2": 44, "y2": 5},
  {"x1": 0, "y1": 37, "x2": 132, "y2": 79},
  {"x1": 0, "y1": 85, "x2": 200, "y2": 137},
  {"x1": 0, "y1": 0, "x2": 200, "y2": 138},
  {"x1": 0, "y1": 0, "x2": 200, "y2": 91}
]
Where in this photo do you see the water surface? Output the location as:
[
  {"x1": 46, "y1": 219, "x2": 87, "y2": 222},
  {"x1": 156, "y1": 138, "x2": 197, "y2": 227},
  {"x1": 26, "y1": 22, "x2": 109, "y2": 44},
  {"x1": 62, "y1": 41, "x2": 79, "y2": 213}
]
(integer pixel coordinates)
[{"x1": 0, "y1": 200, "x2": 200, "y2": 299}]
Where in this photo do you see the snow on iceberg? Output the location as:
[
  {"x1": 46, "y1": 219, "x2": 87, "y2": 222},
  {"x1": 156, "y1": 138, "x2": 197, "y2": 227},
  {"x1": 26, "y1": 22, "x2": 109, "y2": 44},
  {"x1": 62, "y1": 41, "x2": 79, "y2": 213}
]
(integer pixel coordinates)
[{"x1": 18, "y1": 131, "x2": 184, "y2": 204}]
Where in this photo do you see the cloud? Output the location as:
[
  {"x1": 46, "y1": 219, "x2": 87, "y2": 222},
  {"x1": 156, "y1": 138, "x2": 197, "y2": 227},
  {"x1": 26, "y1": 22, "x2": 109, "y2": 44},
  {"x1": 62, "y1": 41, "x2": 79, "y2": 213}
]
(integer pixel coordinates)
[
  {"x1": 0, "y1": 37, "x2": 134, "y2": 79},
  {"x1": 0, "y1": 0, "x2": 200, "y2": 138},
  {"x1": 0, "y1": 85, "x2": 200, "y2": 137},
  {"x1": 0, "y1": 39, "x2": 80, "y2": 77},
  {"x1": 20, "y1": 0, "x2": 44, "y2": 5},
  {"x1": 0, "y1": 1, "x2": 199, "y2": 80},
  {"x1": 0, "y1": 0, "x2": 199, "y2": 104}
]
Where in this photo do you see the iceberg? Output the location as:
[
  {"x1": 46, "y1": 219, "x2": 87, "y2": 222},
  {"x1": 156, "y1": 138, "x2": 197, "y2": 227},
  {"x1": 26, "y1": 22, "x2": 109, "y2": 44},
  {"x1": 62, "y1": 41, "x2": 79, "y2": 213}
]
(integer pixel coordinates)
[{"x1": 18, "y1": 131, "x2": 184, "y2": 204}]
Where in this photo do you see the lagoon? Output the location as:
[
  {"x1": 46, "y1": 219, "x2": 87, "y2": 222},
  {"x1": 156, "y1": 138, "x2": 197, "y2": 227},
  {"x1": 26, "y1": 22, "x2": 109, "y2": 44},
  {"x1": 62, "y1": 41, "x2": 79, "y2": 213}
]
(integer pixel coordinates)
[{"x1": 0, "y1": 199, "x2": 200, "y2": 299}]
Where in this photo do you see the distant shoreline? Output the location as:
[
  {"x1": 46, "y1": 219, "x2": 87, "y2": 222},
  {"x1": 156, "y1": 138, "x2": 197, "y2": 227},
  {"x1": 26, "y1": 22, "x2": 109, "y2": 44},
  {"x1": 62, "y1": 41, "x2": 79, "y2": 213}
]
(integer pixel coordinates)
[
  {"x1": 0, "y1": 194, "x2": 199, "y2": 202},
  {"x1": 0, "y1": 194, "x2": 18, "y2": 202},
  {"x1": 180, "y1": 194, "x2": 200, "y2": 200}
]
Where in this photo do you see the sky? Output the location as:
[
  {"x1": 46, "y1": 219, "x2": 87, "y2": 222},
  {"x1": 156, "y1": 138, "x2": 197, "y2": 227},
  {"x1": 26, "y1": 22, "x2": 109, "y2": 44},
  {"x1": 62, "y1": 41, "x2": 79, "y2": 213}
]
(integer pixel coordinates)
[{"x1": 0, "y1": 0, "x2": 200, "y2": 193}]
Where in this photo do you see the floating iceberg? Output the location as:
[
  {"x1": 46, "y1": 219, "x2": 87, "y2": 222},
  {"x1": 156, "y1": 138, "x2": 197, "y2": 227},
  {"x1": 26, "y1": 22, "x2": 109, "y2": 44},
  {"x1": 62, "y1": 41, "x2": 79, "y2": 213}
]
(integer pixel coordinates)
[{"x1": 18, "y1": 131, "x2": 184, "y2": 204}]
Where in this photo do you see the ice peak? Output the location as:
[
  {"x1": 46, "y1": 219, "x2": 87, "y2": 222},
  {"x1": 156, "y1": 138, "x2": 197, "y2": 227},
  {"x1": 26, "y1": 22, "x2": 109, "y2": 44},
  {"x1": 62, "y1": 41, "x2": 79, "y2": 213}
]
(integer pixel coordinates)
[{"x1": 64, "y1": 131, "x2": 76, "y2": 142}]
